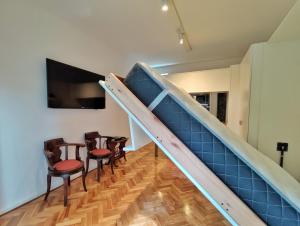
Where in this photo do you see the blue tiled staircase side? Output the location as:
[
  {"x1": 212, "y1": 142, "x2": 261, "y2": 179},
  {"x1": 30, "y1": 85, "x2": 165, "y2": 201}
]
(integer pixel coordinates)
[{"x1": 123, "y1": 67, "x2": 300, "y2": 226}]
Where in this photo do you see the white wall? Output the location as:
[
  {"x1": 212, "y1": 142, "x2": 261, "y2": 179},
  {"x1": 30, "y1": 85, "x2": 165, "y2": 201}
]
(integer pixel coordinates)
[
  {"x1": 166, "y1": 68, "x2": 231, "y2": 93},
  {"x1": 238, "y1": 51, "x2": 252, "y2": 140},
  {"x1": 166, "y1": 67, "x2": 247, "y2": 138},
  {"x1": 258, "y1": 41, "x2": 300, "y2": 181},
  {"x1": 227, "y1": 65, "x2": 241, "y2": 134},
  {"x1": 247, "y1": 41, "x2": 300, "y2": 182},
  {"x1": 246, "y1": 44, "x2": 264, "y2": 148},
  {"x1": 247, "y1": 0, "x2": 300, "y2": 182},
  {"x1": 0, "y1": 1, "x2": 130, "y2": 214}
]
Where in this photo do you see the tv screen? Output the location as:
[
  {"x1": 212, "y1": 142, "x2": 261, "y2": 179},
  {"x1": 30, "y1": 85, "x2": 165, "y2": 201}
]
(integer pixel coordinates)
[{"x1": 46, "y1": 59, "x2": 105, "y2": 109}]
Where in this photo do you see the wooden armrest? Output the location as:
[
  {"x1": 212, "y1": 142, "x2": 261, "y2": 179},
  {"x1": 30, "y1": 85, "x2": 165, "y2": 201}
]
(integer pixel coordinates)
[
  {"x1": 101, "y1": 135, "x2": 114, "y2": 139},
  {"x1": 59, "y1": 143, "x2": 85, "y2": 148},
  {"x1": 66, "y1": 143, "x2": 85, "y2": 147},
  {"x1": 58, "y1": 143, "x2": 85, "y2": 161},
  {"x1": 110, "y1": 137, "x2": 128, "y2": 142}
]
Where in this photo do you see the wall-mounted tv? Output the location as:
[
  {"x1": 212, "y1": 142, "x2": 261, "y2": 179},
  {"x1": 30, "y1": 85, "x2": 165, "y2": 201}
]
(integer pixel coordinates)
[{"x1": 46, "y1": 59, "x2": 105, "y2": 109}]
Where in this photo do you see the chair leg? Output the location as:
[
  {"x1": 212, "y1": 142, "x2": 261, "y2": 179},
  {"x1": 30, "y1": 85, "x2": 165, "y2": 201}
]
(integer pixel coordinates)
[
  {"x1": 100, "y1": 160, "x2": 103, "y2": 170},
  {"x1": 68, "y1": 177, "x2": 71, "y2": 186},
  {"x1": 63, "y1": 177, "x2": 69, "y2": 207},
  {"x1": 155, "y1": 144, "x2": 158, "y2": 158},
  {"x1": 85, "y1": 156, "x2": 90, "y2": 175},
  {"x1": 82, "y1": 168, "x2": 87, "y2": 192},
  {"x1": 44, "y1": 174, "x2": 51, "y2": 201},
  {"x1": 124, "y1": 153, "x2": 127, "y2": 161},
  {"x1": 112, "y1": 153, "x2": 118, "y2": 167},
  {"x1": 113, "y1": 159, "x2": 118, "y2": 167},
  {"x1": 97, "y1": 160, "x2": 101, "y2": 182},
  {"x1": 110, "y1": 156, "x2": 114, "y2": 175}
]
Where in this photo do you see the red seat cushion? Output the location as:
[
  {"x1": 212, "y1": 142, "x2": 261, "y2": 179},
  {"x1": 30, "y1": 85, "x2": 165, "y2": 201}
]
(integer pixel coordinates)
[
  {"x1": 91, "y1": 148, "x2": 111, "y2": 156},
  {"x1": 54, "y1": 160, "x2": 83, "y2": 172}
]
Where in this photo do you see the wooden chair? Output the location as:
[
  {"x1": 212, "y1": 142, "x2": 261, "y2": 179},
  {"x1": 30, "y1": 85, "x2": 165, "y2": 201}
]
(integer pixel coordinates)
[
  {"x1": 106, "y1": 137, "x2": 128, "y2": 167},
  {"x1": 44, "y1": 138, "x2": 87, "y2": 206},
  {"x1": 84, "y1": 132, "x2": 114, "y2": 182}
]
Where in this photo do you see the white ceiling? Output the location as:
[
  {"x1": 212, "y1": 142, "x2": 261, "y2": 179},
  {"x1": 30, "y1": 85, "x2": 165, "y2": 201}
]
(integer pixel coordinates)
[{"x1": 31, "y1": 0, "x2": 297, "y2": 71}]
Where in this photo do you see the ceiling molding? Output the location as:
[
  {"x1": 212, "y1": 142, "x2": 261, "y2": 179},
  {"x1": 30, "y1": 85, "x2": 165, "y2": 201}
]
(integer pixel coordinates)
[{"x1": 153, "y1": 56, "x2": 243, "y2": 74}]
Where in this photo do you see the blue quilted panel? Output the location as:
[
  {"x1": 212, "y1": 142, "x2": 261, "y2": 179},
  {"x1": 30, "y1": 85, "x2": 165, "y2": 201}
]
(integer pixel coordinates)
[
  {"x1": 124, "y1": 67, "x2": 300, "y2": 226},
  {"x1": 124, "y1": 64, "x2": 163, "y2": 106},
  {"x1": 152, "y1": 95, "x2": 300, "y2": 226}
]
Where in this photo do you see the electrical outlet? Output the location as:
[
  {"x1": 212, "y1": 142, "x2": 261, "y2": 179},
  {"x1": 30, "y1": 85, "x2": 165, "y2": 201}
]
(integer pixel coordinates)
[{"x1": 277, "y1": 142, "x2": 288, "y2": 152}]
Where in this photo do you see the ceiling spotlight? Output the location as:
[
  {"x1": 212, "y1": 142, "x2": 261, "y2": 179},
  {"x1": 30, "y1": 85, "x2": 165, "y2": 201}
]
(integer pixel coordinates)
[
  {"x1": 161, "y1": 0, "x2": 169, "y2": 12},
  {"x1": 161, "y1": 73, "x2": 169, "y2": 76},
  {"x1": 177, "y1": 29, "x2": 184, "y2": 45},
  {"x1": 179, "y1": 37, "x2": 184, "y2": 45}
]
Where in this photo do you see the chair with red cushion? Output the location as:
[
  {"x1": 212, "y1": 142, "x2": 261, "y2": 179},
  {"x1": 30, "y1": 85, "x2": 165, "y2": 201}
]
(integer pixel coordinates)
[
  {"x1": 84, "y1": 132, "x2": 114, "y2": 182},
  {"x1": 44, "y1": 138, "x2": 87, "y2": 206}
]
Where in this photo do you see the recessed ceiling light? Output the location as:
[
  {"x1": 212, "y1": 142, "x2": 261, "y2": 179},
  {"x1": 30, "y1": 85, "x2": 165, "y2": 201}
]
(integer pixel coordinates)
[{"x1": 161, "y1": 0, "x2": 169, "y2": 12}]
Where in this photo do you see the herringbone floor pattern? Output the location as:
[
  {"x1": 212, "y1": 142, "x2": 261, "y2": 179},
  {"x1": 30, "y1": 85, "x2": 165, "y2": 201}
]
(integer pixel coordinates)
[{"x1": 0, "y1": 143, "x2": 229, "y2": 226}]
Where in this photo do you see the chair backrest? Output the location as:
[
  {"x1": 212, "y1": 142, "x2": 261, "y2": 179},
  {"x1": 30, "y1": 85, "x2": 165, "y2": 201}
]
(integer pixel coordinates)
[
  {"x1": 44, "y1": 138, "x2": 65, "y2": 167},
  {"x1": 85, "y1": 131, "x2": 101, "y2": 151},
  {"x1": 107, "y1": 137, "x2": 128, "y2": 153},
  {"x1": 118, "y1": 138, "x2": 127, "y2": 150}
]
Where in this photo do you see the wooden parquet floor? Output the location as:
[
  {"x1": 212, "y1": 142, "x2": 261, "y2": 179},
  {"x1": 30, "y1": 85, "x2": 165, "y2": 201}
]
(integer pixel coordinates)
[{"x1": 0, "y1": 143, "x2": 229, "y2": 226}]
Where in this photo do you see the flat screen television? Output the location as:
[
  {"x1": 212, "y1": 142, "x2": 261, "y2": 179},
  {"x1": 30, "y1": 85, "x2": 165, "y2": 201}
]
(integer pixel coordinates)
[{"x1": 46, "y1": 59, "x2": 105, "y2": 109}]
